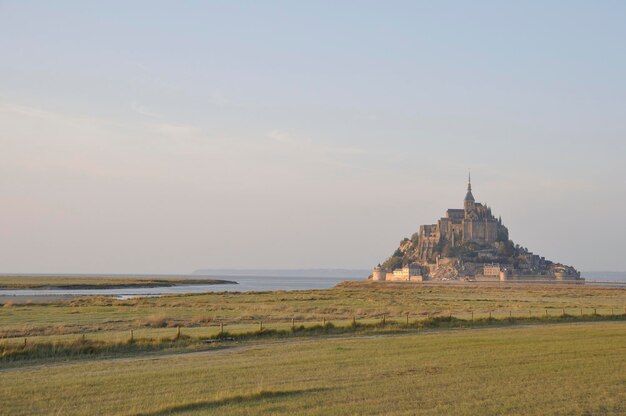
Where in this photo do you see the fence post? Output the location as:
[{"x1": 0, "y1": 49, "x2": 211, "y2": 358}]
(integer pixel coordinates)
[
  {"x1": 82, "y1": 333, "x2": 86, "y2": 343},
  {"x1": 489, "y1": 311, "x2": 492, "y2": 320},
  {"x1": 323, "y1": 317, "x2": 326, "y2": 326},
  {"x1": 382, "y1": 314, "x2": 386, "y2": 327},
  {"x1": 580, "y1": 308, "x2": 583, "y2": 316},
  {"x1": 352, "y1": 316, "x2": 356, "y2": 326},
  {"x1": 292, "y1": 318, "x2": 295, "y2": 331},
  {"x1": 471, "y1": 310, "x2": 474, "y2": 322},
  {"x1": 24, "y1": 337, "x2": 27, "y2": 347},
  {"x1": 129, "y1": 329, "x2": 134, "y2": 342},
  {"x1": 594, "y1": 308, "x2": 597, "y2": 316},
  {"x1": 220, "y1": 322, "x2": 224, "y2": 335},
  {"x1": 509, "y1": 310, "x2": 512, "y2": 319},
  {"x1": 259, "y1": 321, "x2": 263, "y2": 332},
  {"x1": 545, "y1": 309, "x2": 548, "y2": 317},
  {"x1": 176, "y1": 326, "x2": 180, "y2": 339},
  {"x1": 406, "y1": 313, "x2": 410, "y2": 325}
]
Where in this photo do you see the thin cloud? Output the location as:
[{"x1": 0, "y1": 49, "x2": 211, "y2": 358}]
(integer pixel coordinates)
[
  {"x1": 2, "y1": 101, "x2": 206, "y2": 144},
  {"x1": 0, "y1": 101, "x2": 123, "y2": 130},
  {"x1": 13, "y1": 157, "x2": 159, "y2": 179},
  {"x1": 130, "y1": 102, "x2": 160, "y2": 118},
  {"x1": 268, "y1": 129, "x2": 365, "y2": 156},
  {"x1": 151, "y1": 122, "x2": 204, "y2": 139}
]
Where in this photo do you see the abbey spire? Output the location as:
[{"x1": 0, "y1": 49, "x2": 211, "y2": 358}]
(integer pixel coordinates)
[{"x1": 465, "y1": 172, "x2": 474, "y2": 202}]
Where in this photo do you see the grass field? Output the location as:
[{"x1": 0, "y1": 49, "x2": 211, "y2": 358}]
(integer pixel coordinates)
[
  {"x1": 1, "y1": 322, "x2": 625, "y2": 415},
  {"x1": 3, "y1": 311, "x2": 623, "y2": 365},
  {"x1": 1, "y1": 282, "x2": 625, "y2": 414},
  {"x1": 0, "y1": 275, "x2": 233, "y2": 289},
  {"x1": 2, "y1": 281, "x2": 624, "y2": 338},
  {"x1": 0, "y1": 281, "x2": 624, "y2": 364}
]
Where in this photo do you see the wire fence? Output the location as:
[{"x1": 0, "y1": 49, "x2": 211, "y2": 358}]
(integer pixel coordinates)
[{"x1": 3, "y1": 306, "x2": 626, "y2": 347}]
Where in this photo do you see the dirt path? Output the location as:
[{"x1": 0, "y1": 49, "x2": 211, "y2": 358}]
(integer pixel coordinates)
[{"x1": 2, "y1": 321, "x2": 624, "y2": 374}]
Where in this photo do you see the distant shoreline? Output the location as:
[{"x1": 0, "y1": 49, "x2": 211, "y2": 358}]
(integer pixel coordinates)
[
  {"x1": 192, "y1": 269, "x2": 371, "y2": 278},
  {"x1": 0, "y1": 276, "x2": 237, "y2": 290}
]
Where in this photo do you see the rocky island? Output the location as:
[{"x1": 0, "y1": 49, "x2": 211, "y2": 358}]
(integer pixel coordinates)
[{"x1": 372, "y1": 175, "x2": 582, "y2": 283}]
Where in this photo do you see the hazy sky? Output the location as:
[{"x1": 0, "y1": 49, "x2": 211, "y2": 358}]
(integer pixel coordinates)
[{"x1": 1, "y1": 1, "x2": 625, "y2": 273}]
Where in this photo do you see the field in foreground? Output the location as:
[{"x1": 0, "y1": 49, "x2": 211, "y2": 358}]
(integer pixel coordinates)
[
  {"x1": 1, "y1": 322, "x2": 624, "y2": 415},
  {"x1": 3, "y1": 281, "x2": 625, "y2": 338},
  {"x1": 1, "y1": 281, "x2": 625, "y2": 363}
]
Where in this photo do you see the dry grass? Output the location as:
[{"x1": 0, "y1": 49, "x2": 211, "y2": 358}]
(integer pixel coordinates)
[
  {"x1": 2, "y1": 282, "x2": 626, "y2": 414},
  {"x1": 1, "y1": 310, "x2": 624, "y2": 364},
  {"x1": 190, "y1": 316, "x2": 213, "y2": 325},
  {"x1": 136, "y1": 315, "x2": 171, "y2": 328},
  {"x1": 2, "y1": 322, "x2": 625, "y2": 415},
  {"x1": 1, "y1": 281, "x2": 625, "y2": 340}
]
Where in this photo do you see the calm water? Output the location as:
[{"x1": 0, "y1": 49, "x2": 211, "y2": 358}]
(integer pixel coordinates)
[
  {"x1": 0, "y1": 275, "x2": 365, "y2": 298},
  {"x1": 581, "y1": 271, "x2": 626, "y2": 282},
  {"x1": 1, "y1": 272, "x2": 624, "y2": 298}
]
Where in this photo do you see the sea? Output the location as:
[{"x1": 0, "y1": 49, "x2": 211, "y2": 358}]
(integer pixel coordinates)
[
  {"x1": 0, "y1": 270, "x2": 624, "y2": 299},
  {"x1": 0, "y1": 271, "x2": 369, "y2": 298}
]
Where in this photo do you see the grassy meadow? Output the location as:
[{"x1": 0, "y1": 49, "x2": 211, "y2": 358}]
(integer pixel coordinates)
[
  {"x1": 1, "y1": 281, "x2": 625, "y2": 415},
  {"x1": 2, "y1": 281, "x2": 625, "y2": 338},
  {"x1": 1, "y1": 322, "x2": 625, "y2": 415},
  {"x1": 0, "y1": 281, "x2": 625, "y2": 364}
]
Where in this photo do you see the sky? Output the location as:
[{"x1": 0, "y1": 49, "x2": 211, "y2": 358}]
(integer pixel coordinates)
[{"x1": 1, "y1": 1, "x2": 625, "y2": 273}]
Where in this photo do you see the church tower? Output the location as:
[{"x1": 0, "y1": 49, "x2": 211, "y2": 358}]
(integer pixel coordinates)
[{"x1": 463, "y1": 172, "x2": 475, "y2": 214}]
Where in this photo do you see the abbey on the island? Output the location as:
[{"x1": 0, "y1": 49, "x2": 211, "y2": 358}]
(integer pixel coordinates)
[
  {"x1": 372, "y1": 175, "x2": 581, "y2": 283},
  {"x1": 416, "y1": 174, "x2": 508, "y2": 262}
]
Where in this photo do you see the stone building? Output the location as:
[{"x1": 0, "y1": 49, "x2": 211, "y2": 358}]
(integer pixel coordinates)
[
  {"x1": 372, "y1": 265, "x2": 386, "y2": 281},
  {"x1": 415, "y1": 175, "x2": 508, "y2": 261},
  {"x1": 483, "y1": 263, "x2": 504, "y2": 277},
  {"x1": 371, "y1": 264, "x2": 424, "y2": 282}
]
